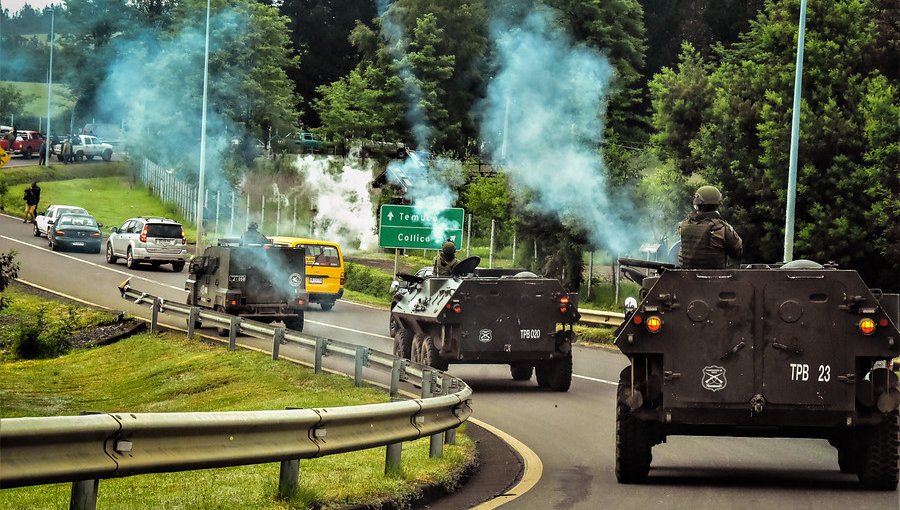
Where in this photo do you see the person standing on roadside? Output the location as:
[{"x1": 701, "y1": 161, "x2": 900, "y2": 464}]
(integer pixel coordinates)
[
  {"x1": 30, "y1": 182, "x2": 41, "y2": 212},
  {"x1": 62, "y1": 137, "x2": 72, "y2": 164},
  {"x1": 38, "y1": 140, "x2": 47, "y2": 165},
  {"x1": 23, "y1": 187, "x2": 37, "y2": 223}
]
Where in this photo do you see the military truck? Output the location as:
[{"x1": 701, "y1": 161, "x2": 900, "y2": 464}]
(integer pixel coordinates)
[
  {"x1": 390, "y1": 256, "x2": 580, "y2": 391},
  {"x1": 614, "y1": 257, "x2": 900, "y2": 489},
  {"x1": 185, "y1": 244, "x2": 309, "y2": 334}
]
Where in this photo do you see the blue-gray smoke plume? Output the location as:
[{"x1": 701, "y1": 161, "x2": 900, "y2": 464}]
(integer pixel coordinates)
[{"x1": 480, "y1": 7, "x2": 637, "y2": 254}]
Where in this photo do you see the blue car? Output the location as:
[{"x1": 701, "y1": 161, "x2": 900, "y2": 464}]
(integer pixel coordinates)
[{"x1": 48, "y1": 213, "x2": 102, "y2": 253}]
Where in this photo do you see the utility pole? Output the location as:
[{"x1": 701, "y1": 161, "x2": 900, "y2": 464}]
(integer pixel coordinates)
[{"x1": 783, "y1": 0, "x2": 808, "y2": 262}]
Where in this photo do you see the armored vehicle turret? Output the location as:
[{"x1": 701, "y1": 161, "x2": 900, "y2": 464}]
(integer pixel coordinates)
[
  {"x1": 614, "y1": 257, "x2": 900, "y2": 489},
  {"x1": 186, "y1": 243, "x2": 309, "y2": 333},
  {"x1": 390, "y1": 256, "x2": 580, "y2": 391}
]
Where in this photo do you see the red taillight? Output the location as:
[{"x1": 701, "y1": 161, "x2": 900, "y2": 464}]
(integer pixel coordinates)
[
  {"x1": 297, "y1": 299, "x2": 305, "y2": 305},
  {"x1": 230, "y1": 300, "x2": 237, "y2": 305},
  {"x1": 340, "y1": 272, "x2": 345, "y2": 285},
  {"x1": 453, "y1": 304, "x2": 462, "y2": 313},
  {"x1": 139, "y1": 224, "x2": 148, "y2": 243},
  {"x1": 878, "y1": 318, "x2": 890, "y2": 328},
  {"x1": 645, "y1": 316, "x2": 662, "y2": 333},
  {"x1": 54, "y1": 230, "x2": 65, "y2": 236},
  {"x1": 859, "y1": 318, "x2": 876, "y2": 335},
  {"x1": 633, "y1": 314, "x2": 643, "y2": 325},
  {"x1": 181, "y1": 229, "x2": 186, "y2": 245},
  {"x1": 559, "y1": 296, "x2": 570, "y2": 313},
  {"x1": 90, "y1": 232, "x2": 100, "y2": 238},
  {"x1": 560, "y1": 296, "x2": 570, "y2": 305}
]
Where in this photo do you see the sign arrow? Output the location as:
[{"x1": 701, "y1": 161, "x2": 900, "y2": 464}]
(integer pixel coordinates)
[{"x1": 388, "y1": 212, "x2": 394, "y2": 221}]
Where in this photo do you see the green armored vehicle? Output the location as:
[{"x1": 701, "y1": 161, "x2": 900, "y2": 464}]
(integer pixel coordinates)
[
  {"x1": 614, "y1": 257, "x2": 900, "y2": 489},
  {"x1": 186, "y1": 243, "x2": 309, "y2": 333},
  {"x1": 391, "y1": 256, "x2": 580, "y2": 391}
]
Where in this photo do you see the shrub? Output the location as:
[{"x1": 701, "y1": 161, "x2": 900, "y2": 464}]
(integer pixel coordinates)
[{"x1": 344, "y1": 262, "x2": 393, "y2": 300}]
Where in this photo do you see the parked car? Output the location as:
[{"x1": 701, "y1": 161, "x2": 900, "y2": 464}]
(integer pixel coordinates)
[
  {"x1": 106, "y1": 217, "x2": 187, "y2": 271},
  {"x1": 33, "y1": 205, "x2": 90, "y2": 238},
  {"x1": 48, "y1": 213, "x2": 102, "y2": 253},
  {"x1": 0, "y1": 130, "x2": 44, "y2": 159},
  {"x1": 53, "y1": 135, "x2": 113, "y2": 162}
]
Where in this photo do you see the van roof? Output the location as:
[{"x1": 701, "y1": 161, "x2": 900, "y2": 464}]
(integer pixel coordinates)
[{"x1": 268, "y1": 236, "x2": 342, "y2": 250}]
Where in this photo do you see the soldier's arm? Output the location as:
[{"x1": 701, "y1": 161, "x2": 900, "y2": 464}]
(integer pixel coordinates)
[{"x1": 725, "y1": 224, "x2": 743, "y2": 259}]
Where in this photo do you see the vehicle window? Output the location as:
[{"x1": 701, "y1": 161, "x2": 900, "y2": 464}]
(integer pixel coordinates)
[
  {"x1": 146, "y1": 224, "x2": 183, "y2": 238},
  {"x1": 121, "y1": 220, "x2": 132, "y2": 232},
  {"x1": 60, "y1": 207, "x2": 87, "y2": 217},
  {"x1": 132, "y1": 221, "x2": 144, "y2": 233},
  {"x1": 59, "y1": 216, "x2": 97, "y2": 227},
  {"x1": 300, "y1": 244, "x2": 340, "y2": 267}
]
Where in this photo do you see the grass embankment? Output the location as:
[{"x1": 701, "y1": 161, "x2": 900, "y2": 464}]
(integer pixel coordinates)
[
  {"x1": 1, "y1": 81, "x2": 76, "y2": 119},
  {"x1": 0, "y1": 320, "x2": 475, "y2": 508},
  {"x1": 2, "y1": 168, "x2": 200, "y2": 243}
]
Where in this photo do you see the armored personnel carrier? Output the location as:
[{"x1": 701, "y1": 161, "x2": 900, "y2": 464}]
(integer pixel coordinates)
[
  {"x1": 614, "y1": 257, "x2": 900, "y2": 489},
  {"x1": 390, "y1": 256, "x2": 580, "y2": 391},
  {"x1": 186, "y1": 243, "x2": 309, "y2": 333}
]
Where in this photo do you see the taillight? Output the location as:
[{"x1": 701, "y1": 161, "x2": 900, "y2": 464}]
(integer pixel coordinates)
[
  {"x1": 560, "y1": 296, "x2": 569, "y2": 313},
  {"x1": 878, "y1": 318, "x2": 890, "y2": 328},
  {"x1": 340, "y1": 272, "x2": 345, "y2": 285},
  {"x1": 54, "y1": 229, "x2": 65, "y2": 236},
  {"x1": 297, "y1": 299, "x2": 305, "y2": 305},
  {"x1": 859, "y1": 318, "x2": 876, "y2": 335},
  {"x1": 632, "y1": 314, "x2": 643, "y2": 325},
  {"x1": 139, "y1": 224, "x2": 148, "y2": 243},
  {"x1": 645, "y1": 316, "x2": 662, "y2": 333},
  {"x1": 230, "y1": 299, "x2": 237, "y2": 305},
  {"x1": 445, "y1": 302, "x2": 462, "y2": 313},
  {"x1": 90, "y1": 232, "x2": 100, "y2": 238},
  {"x1": 181, "y1": 228, "x2": 186, "y2": 245}
]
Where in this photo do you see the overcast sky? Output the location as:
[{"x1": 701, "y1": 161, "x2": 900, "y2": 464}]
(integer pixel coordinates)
[{"x1": 4, "y1": 0, "x2": 56, "y2": 15}]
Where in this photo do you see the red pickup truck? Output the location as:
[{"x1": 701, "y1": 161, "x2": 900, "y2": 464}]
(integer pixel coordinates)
[{"x1": 0, "y1": 130, "x2": 45, "y2": 159}]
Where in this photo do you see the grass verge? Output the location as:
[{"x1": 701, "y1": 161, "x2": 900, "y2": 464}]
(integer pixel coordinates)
[
  {"x1": 2, "y1": 175, "x2": 199, "y2": 242},
  {"x1": 0, "y1": 161, "x2": 129, "y2": 187},
  {"x1": 0, "y1": 332, "x2": 476, "y2": 509}
]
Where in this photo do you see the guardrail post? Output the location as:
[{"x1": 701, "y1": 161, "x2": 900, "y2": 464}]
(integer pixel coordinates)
[
  {"x1": 278, "y1": 458, "x2": 300, "y2": 498},
  {"x1": 354, "y1": 346, "x2": 368, "y2": 387},
  {"x1": 445, "y1": 379, "x2": 459, "y2": 445},
  {"x1": 228, "y1": 316, "x2": 240, "y2": 351},
  {"x1": 429, "y1": 375, "x2": 445, "y2": 458},
  {"x1": 389, "y1": 358, "x2": 403, "y2": 398},
  {"x1": 187, "y1": 306, "x2": 199, "y2": 337},
  {"x1": 384, "y1": 399, "x2": 403, "y2": 476},
  {"x1": 421, "y1": 369, "x2": 433, "y2": 398},
  {"x1": 314, "y1": 337, "x2": 325, "y2": 374},
  {"x1": 150, "y1": 297, "x2": 160, "y2": 334},
  {"x1": 70, "y1": 479, "x2": 99, "y2": 510},
  {"x1": 273, "y1": 326, "x2": 285, "y2": 360}
]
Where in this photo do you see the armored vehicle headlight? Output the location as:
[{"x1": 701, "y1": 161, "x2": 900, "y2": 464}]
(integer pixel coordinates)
[
  {"x1": 859, "y1": 317, "x2": 876, "y2": 335},
  {"x1": 646, "y1": 316, "x2": 663, "y2": 333}
]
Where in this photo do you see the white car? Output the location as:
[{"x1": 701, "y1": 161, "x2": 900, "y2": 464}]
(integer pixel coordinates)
[
  {"x1": 33, "y1": 205, "x2": 90, "y2": 238},
  {"x1": 53, "y1": 135, "x2": 114, "y2": 162}
]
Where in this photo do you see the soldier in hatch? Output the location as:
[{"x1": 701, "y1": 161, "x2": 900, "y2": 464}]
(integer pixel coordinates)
[
  {"x1": 240, "y1": 222, "x2": 269, "y2": 246},
  {"x1": 433, "y1": 240, "x2": 459, "y2": 276},
  {"x1": 678, "y1": 185, "x2": 743, "y2": 269}
]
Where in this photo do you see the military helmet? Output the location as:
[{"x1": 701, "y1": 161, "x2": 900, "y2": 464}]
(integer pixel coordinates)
[
  {"x1": 693, "y1": 185, "x2": 722, "y2": 207},
  {"x1": 248, "y1": 222, "x2": 259, "y2": 230},
  {"x1": 442, "y1": 240, "x2": 456, "y2": 256}
]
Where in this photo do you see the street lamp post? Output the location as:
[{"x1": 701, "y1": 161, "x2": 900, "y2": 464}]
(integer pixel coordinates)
[
  {"x1": 196, "y1": 0, "x2": 212, "y2": 255},
  {"x1": 783, "y1": 0, "x2": 808, "y2": 262},
  {"x1": 45, "y1": 8, "x2": 55, "y2": 167}
]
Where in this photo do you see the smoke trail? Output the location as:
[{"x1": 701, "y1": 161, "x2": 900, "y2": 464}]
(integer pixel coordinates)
[
  {"x1": 479, "y1": 7, "x2": 637, "y2": 254},
  {"x1": 295, "y1": 155, "x2": 379, "y2": 252}
]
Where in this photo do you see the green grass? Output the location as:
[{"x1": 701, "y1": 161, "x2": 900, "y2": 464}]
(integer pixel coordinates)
[
  {"x1": 2, "y1": 81, "x2": 76, "y2": 119},
  {"x1": 0, "y1": 161, "x2": 129, "y2": 187},
  {"x1": 574, "y1": 324, "x2": 616, "y2": 347},
  {"x1": 0, "y1": 332, "x2": 476, "y2": 509},
  {"x1": 2, "y1": 175, "x2": 200, "y2": 242}
]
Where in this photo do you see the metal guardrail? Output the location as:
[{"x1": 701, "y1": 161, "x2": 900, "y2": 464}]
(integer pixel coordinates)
[
  {"x1": 579, "y1": 308, "x2": 625, "y2": 327},
  {"x1": 0, "y1": 282, "x2": 473, "y2": 508}
]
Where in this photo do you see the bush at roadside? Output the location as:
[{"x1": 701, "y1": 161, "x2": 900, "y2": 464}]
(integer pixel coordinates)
[{"x1": 344, "y1": 262, "x2": 394, "y2": 301}]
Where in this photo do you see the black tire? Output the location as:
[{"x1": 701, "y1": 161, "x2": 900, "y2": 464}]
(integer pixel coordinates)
[
  {"x1": 125, "y1": 248, "x2": 137, "y2": 269},
  {"x1": 546, "y1": 355, "x2": 573, "y2": 392},
  {"x1": 49, "y1": 238, "x2": 57, "y2": 251},
  {"x1": 535, "y1": 363, "x2": 550, "y2": 388},
  {"x1": 393, "y1": 328, "x2": 413, "y2": 359},
  {"x1": 215, "y1": 306, "x2": 230, "y2": 337},
  {"x1": 172, "y1": 261, "x2": 185, "y2": 272},
  {"x1": 76, "y1": 151, "x2": 84, "y2": 162},
  {"x1": 389, "y1": 315, "x2": 398, "y2": 338},
  {"x1": 24, "y1": 148, "x2": 32, "y2": 159},
  {"x1": 285, "y1": 312, "x2": 304, "y2": 332},
  {"x1": 32, "y1": 223, "x2": 40, "y2": 237},
  {"x1": 421, "y1": 335, "x2": 449, "y2": 371},
  {"x1": 102, "y1": 149, "x2": 112, "y2": 161},
  {"x1": 616, "y1": 403, "x2": 652, "y2": 484},
  {"x1": 411, "y1": 334, "x2": 425, "y2": 364},
  {"x1": 837, "y1": 444, "x2": 862, "y2": 474},
  {"x1": 105, "y1": 243, "x2": 118, "y2": 264},
  {"x1": 859, "y1": 410, "x2": 900, "y2": 489},
  {"x1": 510, "y1": 364, "x2": 534, "y2": 381},
  {"x1": 87, "y1": 155, "x2": 95, "y2": 161},
  {"x1": 319, "y1": 301, "x2": 334, "y2": 311}
]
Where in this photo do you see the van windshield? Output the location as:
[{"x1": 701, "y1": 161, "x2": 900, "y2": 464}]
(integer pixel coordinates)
[{"x1": 301, "y1": 244, "x2": 341, "y2": 267}]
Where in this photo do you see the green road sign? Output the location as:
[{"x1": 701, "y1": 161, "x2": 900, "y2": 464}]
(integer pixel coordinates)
[{"x1": 379, "y1": 204, "x2": 464, "y2": 250}]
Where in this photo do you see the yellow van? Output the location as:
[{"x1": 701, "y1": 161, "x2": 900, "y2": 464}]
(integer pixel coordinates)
[{"x1": 268, "y1": 237, "x2": 345, "y2": 310}]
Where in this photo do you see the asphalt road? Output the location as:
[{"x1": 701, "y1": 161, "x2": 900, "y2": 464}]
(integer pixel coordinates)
[{"x1": 1, "y1": 212, "x2": 896, "y2": 509}]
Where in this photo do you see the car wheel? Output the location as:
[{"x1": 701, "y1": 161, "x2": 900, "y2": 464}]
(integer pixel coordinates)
[
  {"x1": 102, "y1": 149, "x2": 112, "y2": 162},
  {"x1": 76, "y1": 151, "x2": 84, "y2": 162},
  {"x1": 24, "y1": 148, "x2": 32, "y2": 159},
  {"x1": 106, "y1": 243, "x2": 118, "y2": 264},
  {"x1": 87, "y1": 155, "x2": 95, "y2": 161},
  {"x1": 319, "y1": 301, "x2": 334, "y2": 311},
  {"x1": 32, "y1": 224, "x2": 40, "y2": 237},
  {"x1": 126, "y1": 248, "x2": 137, "y2": 269},
  {"x1": 172, "y1": 261, "x2": 185, "y2": 272}
]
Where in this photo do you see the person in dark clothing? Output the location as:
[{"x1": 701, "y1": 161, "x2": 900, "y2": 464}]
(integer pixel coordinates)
[
  {"x1": 30, "y1": 182, "x2": 41, "y2": 212},
  {"x1": 38, "y1": 141, "x2": 47, "y2": 165},
  {"x1": 678, "y1": 186, "x2": 743, "y2": 269},
  {"x1": 23, "y1": 188, "x2": 37, "y2": 223},
  {"x1": 240, "y1": 222, "x2": 268, "y2": 245},
  {"x1": 433, "y1": 240, "x2": 459, "y2": 276}
]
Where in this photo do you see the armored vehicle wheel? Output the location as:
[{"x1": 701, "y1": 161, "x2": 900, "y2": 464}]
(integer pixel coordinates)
[
  {"x1": 837, "y1": 445, "x2": 862, "y2": 474},
  {"x1": 172, "y1": 261, "x2": 185, "y2": 272},
  {"x1": 320, "y1": 301, "x2": 334, "y2": 311},
  {"x1": 510, "y1": 364, "x2": 534, "y2": 381},
  {"x1": 421, "y1": 336, "x2": 448, "y2": 371},
  {"x1": 858, "y1": 410, "x2": 899, "y2": 490},
  {"x1": 535, "y1": 364, "x2": 550, "y2": 388},
  {"x1": 393, "y1": 328, "x2": 413, "y2": 359},
  {"x1": 215, "y1": 306, "x2": 229, "y2": 337},
  {"x1": 545, "y1": 355, "x2": 573, "y2": 391},
  {"x1": 411, "y1": 334, "x2": 425, "y2": 364},
  {"x1": 616, "y1": 403, "x2": 652, "y2": 484},
  {"x1": 389, "y1": 315, "x2": 398, "y2": 337},
  {"x1": 285, "y1": 312, "x2": 304, "y2": 332}
]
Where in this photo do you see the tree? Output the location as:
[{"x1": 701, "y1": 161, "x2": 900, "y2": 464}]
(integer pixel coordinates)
[
  {"x1": 0, "y1": 251, "x2": 20, "y2": 311},
  {"x1": 0, "y1": 84, "x2": 32, "y2": 124}
]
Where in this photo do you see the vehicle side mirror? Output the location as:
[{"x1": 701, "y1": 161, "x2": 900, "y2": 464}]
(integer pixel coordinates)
[
  {"x1": 47, "y1": 219, "x2": 54, "y2": 225},
  {"x1": 110, "y1": 227, "x2": 119, "y2": 234},
  {"x1": 97, "y1": 223, "x2": 103, "y2": 228}
]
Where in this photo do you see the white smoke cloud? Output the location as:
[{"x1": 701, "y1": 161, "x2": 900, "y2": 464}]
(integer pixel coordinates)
[{"x1": 479, "y1": 7, "x2": 638, "y2": 254}]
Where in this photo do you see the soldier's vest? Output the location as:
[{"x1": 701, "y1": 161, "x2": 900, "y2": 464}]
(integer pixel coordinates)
[{"x1": 679, "y1": 219, "x2": 727, "y2": 269}]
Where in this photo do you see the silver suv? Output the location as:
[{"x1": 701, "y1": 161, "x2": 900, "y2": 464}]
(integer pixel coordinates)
[{"x1": 106, "y1": 217, "x2": 187, "y2": 271}]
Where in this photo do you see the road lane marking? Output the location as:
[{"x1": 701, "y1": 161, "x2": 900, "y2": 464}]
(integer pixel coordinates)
[
  {"x1": 304, "y1": 318, "x2": 392, "y2": 340},
  {"x1": 573, "y1": 373, "x2": 617, "y2": 386},
  {"x1": 1, "y1": 234, "x2": 186, "y2": 292}
]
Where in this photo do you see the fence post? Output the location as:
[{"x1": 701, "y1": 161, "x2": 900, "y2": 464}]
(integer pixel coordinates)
[
  {"x1": 230, "y1": 192, "x2": 235, "y2": 235},
  {"x1": 293, "y1": 196, "x2": 297, "y2": 234},
  {"x1": 276, "y1": 198, "x2": 281, "y2": 235},
  {"x1": 228, "y1": 316, "x2": 240, "y2": 351},
  {"x1": 489, "y1": 219, "x2": 495, "y2": 269},
  {"x1": 261, "y1": 195, "x2": 266, "y2": 231},
  {"x1": 272, "y1": 327, "x2": 285, "y2": 360},
  {"x1": 215, "y1": 190, "x2": 220, "y2": 236},
  {"x1": 278, "y1": 406, "x2": 301, "y2": 498},
  {"x1": 70, "y1": 479, "x2": 99, "y2": 510},
  {"x1": 466, "y1": 213, "x2": 471, "y2": 257},
  {"x1": 187, "y1": 306, "x2": 199, "y2": 337},
  {"x1": 429, "y1": 376, "x2": 445, "y2": 458},
  {"x1": 150, "y1": 297, "x2": 160, "y2": 334},
  {"x1": 314, "y1": 337, "x2": 325, "y2": 373},
  {"x1": 444, "y1": 379, "x2": 457, "y2": 445},
  {"x1": 389, "y1": 358, "x2": 403, "y2": 398},
  {"x1": 354, "y1": 346, "x2": 368, "y2": 387}
]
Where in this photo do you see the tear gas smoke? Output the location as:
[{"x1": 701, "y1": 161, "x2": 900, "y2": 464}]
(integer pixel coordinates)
[{"x1": 479, "y1": 7, "x2": 638, "y2": 254}]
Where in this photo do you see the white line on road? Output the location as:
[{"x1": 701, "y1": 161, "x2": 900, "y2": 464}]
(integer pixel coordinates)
[
  {"x1": 1, "y1": 234, "x2": 186, "y2": 292},
  {"x1": 573, "y1": 373, "x2": 617, "y2": 386}
]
